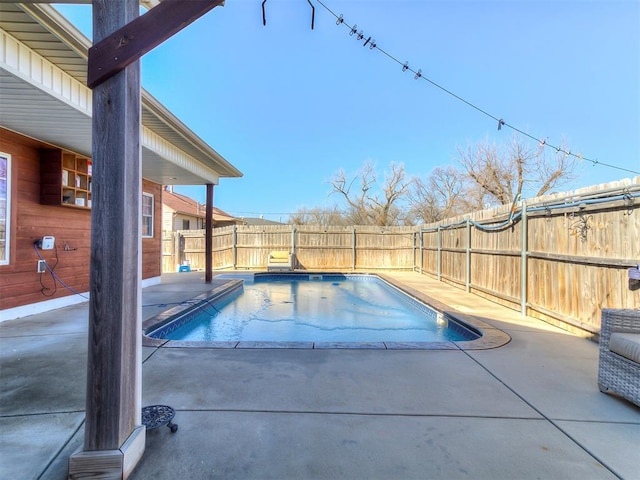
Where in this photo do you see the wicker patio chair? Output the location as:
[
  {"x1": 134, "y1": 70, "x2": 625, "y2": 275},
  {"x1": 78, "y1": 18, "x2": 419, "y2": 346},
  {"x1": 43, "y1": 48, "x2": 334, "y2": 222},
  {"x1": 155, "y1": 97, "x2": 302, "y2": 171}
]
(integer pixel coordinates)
[{"x1": 597, "y1": 309, "x2": 640, "y2": 407}]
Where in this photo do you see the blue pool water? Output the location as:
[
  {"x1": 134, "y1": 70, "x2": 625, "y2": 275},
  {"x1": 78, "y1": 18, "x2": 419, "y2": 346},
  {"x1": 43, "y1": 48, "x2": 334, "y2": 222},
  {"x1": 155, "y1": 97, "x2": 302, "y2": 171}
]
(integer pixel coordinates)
[{"x1": 152, "y1": 275, "x2": 477, "y2": 343}]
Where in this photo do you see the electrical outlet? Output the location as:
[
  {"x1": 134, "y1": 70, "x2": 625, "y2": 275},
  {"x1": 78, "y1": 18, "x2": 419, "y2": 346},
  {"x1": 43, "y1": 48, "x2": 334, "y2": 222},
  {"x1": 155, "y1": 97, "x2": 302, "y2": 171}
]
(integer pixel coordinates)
[{"x1": 37, "y1": 260, "x2": 46, "y2": 274}]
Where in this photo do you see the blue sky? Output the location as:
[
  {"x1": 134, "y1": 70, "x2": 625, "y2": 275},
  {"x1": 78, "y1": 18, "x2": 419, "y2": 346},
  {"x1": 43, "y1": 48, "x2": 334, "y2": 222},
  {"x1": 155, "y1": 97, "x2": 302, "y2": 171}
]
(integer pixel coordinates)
[{"x1": 55, "y1": 1, "x2": 639, "y2": 222}]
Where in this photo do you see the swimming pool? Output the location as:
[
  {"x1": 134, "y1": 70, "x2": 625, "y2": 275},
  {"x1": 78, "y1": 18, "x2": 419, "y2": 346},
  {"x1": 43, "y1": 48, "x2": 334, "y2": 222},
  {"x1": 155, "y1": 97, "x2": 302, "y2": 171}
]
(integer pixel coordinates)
[{"x1": 147, "y1": 274, "x2": 481, "y2": 346}]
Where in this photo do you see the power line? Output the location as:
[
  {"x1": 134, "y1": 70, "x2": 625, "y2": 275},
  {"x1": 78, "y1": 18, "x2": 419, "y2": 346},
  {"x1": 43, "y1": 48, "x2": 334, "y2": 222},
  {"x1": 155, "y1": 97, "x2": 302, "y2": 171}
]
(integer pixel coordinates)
[
  {"x1": 229, "y1": 210, "x2": 297, "y2": 216},
  {"x1": 314, "y1": 0, "x2": 640, "y2": 176},
  {"x1": 227, "y1": 207, "x2": 351, "y2": 218}
]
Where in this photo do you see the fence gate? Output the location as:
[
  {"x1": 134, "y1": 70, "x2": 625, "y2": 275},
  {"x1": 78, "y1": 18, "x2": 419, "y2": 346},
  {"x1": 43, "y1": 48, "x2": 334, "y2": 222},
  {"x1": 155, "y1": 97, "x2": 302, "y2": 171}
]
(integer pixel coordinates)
[{"x1": 161, "y1": 231, "x2": 179, "y2": 273}]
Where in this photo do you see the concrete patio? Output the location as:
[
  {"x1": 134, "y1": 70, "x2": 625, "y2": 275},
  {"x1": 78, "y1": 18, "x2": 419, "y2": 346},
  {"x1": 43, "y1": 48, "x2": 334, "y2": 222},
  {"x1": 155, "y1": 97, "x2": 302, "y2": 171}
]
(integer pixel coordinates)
[{"x1": 1, "y1": 271, "x2": 638, "y2": 479}]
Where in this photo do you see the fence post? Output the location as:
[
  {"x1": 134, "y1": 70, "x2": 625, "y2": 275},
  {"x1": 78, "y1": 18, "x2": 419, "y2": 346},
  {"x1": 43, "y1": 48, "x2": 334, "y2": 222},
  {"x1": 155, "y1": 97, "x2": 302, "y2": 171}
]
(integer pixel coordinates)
[
  {"x1": 352, "y1": 227, "x2": 357, "y2": 271},
  {"x1": 520, "y1": 202, "x2": 528, "y2": 316},
  {"x1": 437, "y1": 226, "x2": 442, "y2": 281},
  {"x1": 291, "y1": 225, "x2": 297, "y2": 268},
  {"x1": 173, "y1": 231, "x2": 181, "y2": 272},
  {"x1": 466, "y1": 220, "x2": 471, "y2": 292},
  {"x1": 419, "y1": 230, "x2": 423, "y2": 274},
  {"x1": 412, "y1": 231, "x2": 416, "y2": 271},
  {"x1": 232, "y1": 225, "x2": 237, "y2": 270}
]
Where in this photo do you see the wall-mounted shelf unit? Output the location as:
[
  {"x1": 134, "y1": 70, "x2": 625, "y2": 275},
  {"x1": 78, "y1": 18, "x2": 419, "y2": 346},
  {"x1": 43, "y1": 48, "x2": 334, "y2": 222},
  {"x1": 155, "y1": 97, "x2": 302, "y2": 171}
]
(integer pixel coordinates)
[{"x1": 41, "y1": 148, "x2": 92, "y2": 209}]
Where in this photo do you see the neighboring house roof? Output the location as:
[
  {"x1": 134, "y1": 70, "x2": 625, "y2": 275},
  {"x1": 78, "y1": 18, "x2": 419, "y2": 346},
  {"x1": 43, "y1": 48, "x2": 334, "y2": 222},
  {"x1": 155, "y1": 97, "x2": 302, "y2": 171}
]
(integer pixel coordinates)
[
  {"x1": 163, "y1": 190, "x2": 206, "y2": 218},
  {"x1": 163, "y1": 189, "x2": 236, "y2": 223},
  {"x1": 240, "y1": 217, "x2": 284, "y2": 226},
  {"x1": 213, "y1": 209, "x2": 238, "y2": 223},
  {"x1": 0, "y1": 2, "x2": 242, "y2": 186}
]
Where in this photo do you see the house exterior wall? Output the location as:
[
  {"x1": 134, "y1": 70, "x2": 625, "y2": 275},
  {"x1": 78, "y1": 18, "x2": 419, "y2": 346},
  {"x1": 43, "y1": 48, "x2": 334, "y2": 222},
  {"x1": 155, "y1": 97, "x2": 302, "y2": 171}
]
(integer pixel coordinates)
[
  {"x1": 142, "y1": 179, "x2": 162, "y2": 280},
  {"x1": 162, "y1": 203, "x2": 174, "y2": 231},
  {"x1": 0, "y1": 128, "x2": 162, "y2": 311},
  {"x1": 172, "y1": 213, "x2": 203, "y2": 231},
  {"x1": 161, "y1": 206, "x2": 204, "y2": 232}
]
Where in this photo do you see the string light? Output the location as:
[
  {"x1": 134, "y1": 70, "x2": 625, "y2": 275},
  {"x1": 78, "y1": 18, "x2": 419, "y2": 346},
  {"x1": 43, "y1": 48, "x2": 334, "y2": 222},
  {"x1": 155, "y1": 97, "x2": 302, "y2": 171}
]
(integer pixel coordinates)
[{"x1": 313, "y1": 0, "x2": 640, "y2": 176}]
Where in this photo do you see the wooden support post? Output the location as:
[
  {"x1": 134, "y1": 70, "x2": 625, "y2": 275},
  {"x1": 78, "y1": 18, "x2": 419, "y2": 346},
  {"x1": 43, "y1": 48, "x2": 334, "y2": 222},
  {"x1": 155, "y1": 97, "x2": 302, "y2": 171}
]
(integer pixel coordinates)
[
  {"x1": 69, "y1": 1, "x2": 144, "y2": 478},
  {"x1": 205, "y1": 183, "x2": 213, "y2": 283}
]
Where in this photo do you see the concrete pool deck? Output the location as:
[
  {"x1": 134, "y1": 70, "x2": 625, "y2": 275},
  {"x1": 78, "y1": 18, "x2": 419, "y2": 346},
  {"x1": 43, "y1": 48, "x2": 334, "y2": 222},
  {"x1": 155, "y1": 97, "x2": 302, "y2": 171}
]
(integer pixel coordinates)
[{"x1": 1, "y1": 271, "x2": 638, "y2": 479}]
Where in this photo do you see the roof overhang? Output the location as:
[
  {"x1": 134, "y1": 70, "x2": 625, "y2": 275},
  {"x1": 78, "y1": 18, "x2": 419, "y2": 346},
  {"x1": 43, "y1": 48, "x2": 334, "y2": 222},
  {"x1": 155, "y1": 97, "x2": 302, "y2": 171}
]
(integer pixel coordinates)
[
  {"x1": 0, "y1": 1, "x2": 241, "y2": 186},
  {"x1": 0, "y1": 0, "x2": 161, "y2": 5}
]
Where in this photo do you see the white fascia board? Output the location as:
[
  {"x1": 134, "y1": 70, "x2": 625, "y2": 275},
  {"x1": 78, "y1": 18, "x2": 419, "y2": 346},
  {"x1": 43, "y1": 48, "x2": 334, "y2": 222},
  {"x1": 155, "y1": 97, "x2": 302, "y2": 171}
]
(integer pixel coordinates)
[
  {"x1": 142, "y1": 125, "x2": 220, "y2": 185},
  {"x1": 1, "y1": 28, "x2": 220, "y2": 185},
  {"x1": 0, "y1": 28, "x2": 92, "y2": 116}
]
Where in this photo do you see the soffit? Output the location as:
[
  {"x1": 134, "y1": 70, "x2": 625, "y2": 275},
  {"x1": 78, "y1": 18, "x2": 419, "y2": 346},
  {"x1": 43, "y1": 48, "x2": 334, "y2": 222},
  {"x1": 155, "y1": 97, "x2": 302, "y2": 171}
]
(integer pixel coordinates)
[{"x1": 0, "y1": 2, "x2": 242, "y2": 182}]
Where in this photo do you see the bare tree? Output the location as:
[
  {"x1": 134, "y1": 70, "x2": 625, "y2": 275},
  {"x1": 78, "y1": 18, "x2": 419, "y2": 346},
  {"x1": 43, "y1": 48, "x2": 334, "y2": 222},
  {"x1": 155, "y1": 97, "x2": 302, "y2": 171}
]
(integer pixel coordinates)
[
  {"x1": 409, "y1": 166, "x2": 467, "y2": 223},
  {"x1": 330, "y1": 161, "x2": 413, "y2": 226},
  {"x1": 457, "y1": 137, "x2": 576, "y2": 206},
  {"x1": 289, "y1": 206, "x2": 347, "y2": 226}
]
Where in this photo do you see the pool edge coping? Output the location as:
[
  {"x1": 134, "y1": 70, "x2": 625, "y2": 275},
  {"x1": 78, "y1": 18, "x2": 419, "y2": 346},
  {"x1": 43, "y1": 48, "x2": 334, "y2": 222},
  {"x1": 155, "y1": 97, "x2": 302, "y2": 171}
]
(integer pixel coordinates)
[{"x1": 142, "y1": 272, "x2": 511, "y2": 351}]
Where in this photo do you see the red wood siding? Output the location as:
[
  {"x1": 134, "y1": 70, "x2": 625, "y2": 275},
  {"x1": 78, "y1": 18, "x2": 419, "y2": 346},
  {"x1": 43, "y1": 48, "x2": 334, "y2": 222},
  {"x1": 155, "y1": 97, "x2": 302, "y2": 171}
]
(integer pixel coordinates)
[
  {"x1": 142, "y1": 179, "x2": 162, "y2": 279},
  {"x1": 0, "y1": 129, "x2": 162, "y2": 311}
]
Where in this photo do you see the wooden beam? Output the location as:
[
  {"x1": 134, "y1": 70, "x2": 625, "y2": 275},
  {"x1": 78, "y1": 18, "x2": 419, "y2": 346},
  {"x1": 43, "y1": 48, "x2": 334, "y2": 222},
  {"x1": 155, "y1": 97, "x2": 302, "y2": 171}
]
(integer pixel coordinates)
[
  {"x1": 0, "y1": 1, "x2": 91, "y2": 3},
  {"x1": 205, "y1": 183, "x2": 213, "y2": 283},
  {"x1": 88, "y1": 0, "x2": 224, "y2": 89},
  {"x1": 3, "y1": 0, "x2": 162, "y2": 8}
]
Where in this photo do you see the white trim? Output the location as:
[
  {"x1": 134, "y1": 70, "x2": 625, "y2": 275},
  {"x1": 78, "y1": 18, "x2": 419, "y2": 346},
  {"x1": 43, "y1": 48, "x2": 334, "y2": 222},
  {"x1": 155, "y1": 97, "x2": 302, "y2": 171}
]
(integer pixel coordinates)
[
  {"x1": 0, "y1": 276, "x2": 162, "y2": 322},
  {"x1": 0, "y1": 152, "x2": 10, "y2": 265},
  {"x1": 142, "y1": 192, "x2": 154, "y2": 238},
  {"x1": 141, "y1": 276, "x2": 161, "y2": 288},
  {"x1": 141, "y1": 126, "x2": 220, "y2": 185},
  {"x1": 0, "y1": 291, "x2": 89, "y2": 322}
]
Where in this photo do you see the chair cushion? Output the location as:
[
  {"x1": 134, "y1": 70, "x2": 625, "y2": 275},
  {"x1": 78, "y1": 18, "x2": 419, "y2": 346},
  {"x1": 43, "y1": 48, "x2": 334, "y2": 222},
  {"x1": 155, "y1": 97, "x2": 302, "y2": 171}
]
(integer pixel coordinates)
[
  {"x1": 270, "y1": 251, "x2": 289, "y2": 260},
  {"x1": 609, "y1": 333, "x2": 640, "y2": 363}
]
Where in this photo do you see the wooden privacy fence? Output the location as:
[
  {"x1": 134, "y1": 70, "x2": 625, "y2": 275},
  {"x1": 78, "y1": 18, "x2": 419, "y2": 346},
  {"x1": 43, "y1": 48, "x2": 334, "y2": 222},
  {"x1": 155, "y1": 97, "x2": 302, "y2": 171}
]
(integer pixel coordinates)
[
  {"x1": 419, "y1": 178, "x2": 639, "y2": 334},
  {"x1": 163, "y1": 225, "x2": 418, "y2": 273},
  {"x1": 162, "y1": 178, "x2": 639, "y2": 335}
]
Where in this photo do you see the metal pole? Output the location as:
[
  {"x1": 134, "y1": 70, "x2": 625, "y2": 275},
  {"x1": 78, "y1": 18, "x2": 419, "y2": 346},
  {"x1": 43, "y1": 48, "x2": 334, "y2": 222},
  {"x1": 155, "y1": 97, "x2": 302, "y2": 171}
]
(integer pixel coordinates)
[
  {"x1": 419, "y1": 230, "x2": 423, "y2": 274},
  {"x1": 411, "y1": 231, "x2": 415, "y2": 271},
  {"x1": 521, "y1": 202, "x2": 528, "y2": 316},
  {"x1": 291, "y1": 225, "x2": 296, "y2": 269},
  {"x1": 232, "y1": 225, "x2": 237, "y2": 270},
  {"x1": 352, "y1": 227, "x2": 356, "y2": 271},
  {"x1": 437, "y1": 226, "x2": 442, "y2": 281},
  {"x1": 466, "y1": 220, "x2": 471, "y2": 292}
]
